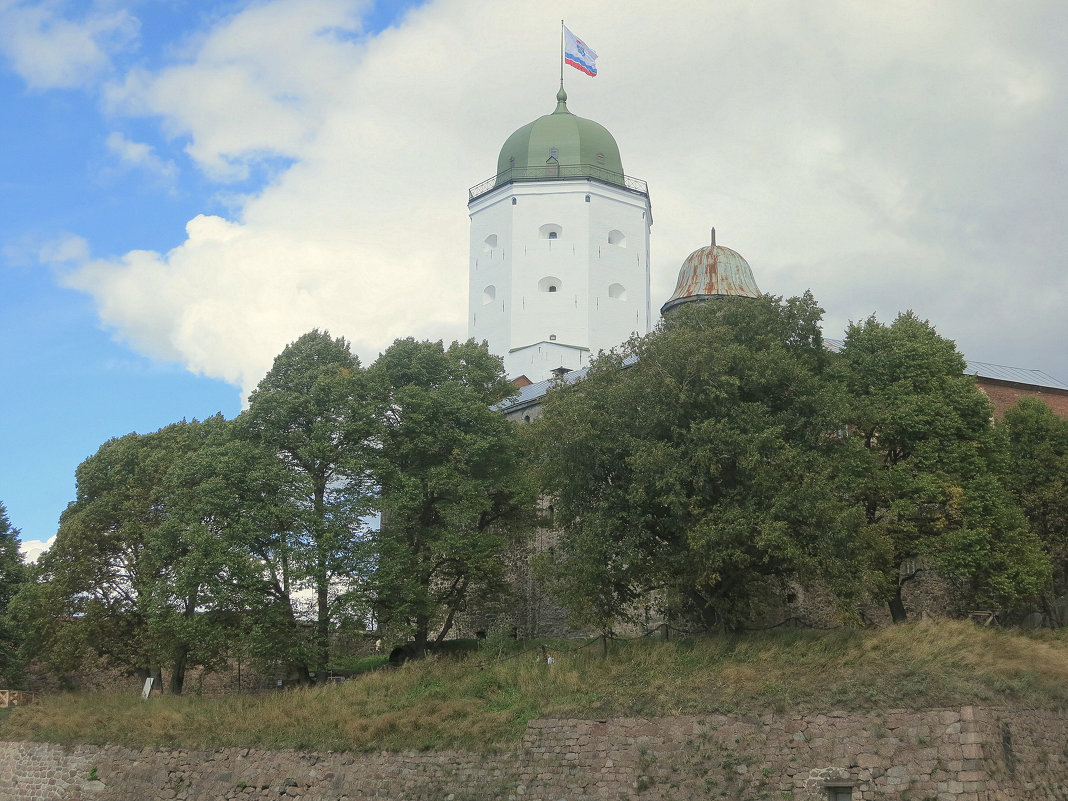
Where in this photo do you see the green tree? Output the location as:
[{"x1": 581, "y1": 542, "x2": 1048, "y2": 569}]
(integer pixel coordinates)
[
  {"x1": 532, "y1": 294, "x2": 865, "y2": 631},
  {"x1": 996, "y1": 398, "x2": 1068, "y2": 601},
  {"x1": 837, "y1": 312, "x2": 1050, "y2": 621},
  {"x1": 241, "y1": 330, "x2": 374, "y2": 677},
  {"x1": 0, "y1": 502, "x2": 27, "y2": 684},
  {"x1": 164, "y1": 429, "x2": 319, "y2": 682},
  {"x1": 14, "y1": 419, "x2": 234, "y2": 691},
  {"x1": 368, "y1": 338, "x2": 531, "y2": 652}
]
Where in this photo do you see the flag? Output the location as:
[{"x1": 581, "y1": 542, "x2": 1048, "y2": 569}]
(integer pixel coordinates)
[{"x1": 563, "y1": 26, "x2": 597, "y2": 77}]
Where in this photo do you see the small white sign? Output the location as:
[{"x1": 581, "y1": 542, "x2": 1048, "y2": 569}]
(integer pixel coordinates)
[{"x1": 142, "y1": 677, "x2": 154, "y2": 700}]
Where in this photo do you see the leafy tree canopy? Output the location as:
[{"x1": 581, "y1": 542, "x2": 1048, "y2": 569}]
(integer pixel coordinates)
[
  {"x1": 836, "y1": 312, "x2": 1050, "y2": 620},
  {"x1": 0, "y1": 502, "x2": 27, "y2": 684},
  {"x1": 368, "y1": 338, "x2": 532, "y2": 650},
  {"x1": 12, "y1": 418, "x2": 236, "y2": 691},
  {"x1": 240, "y1": 329, "x2": 374, "y2": 677},
  {"x1": 532, "y1": 294, "x2": 866, "y2": 631},
  {"x1": 0, "y1": 502, "x2": 25, "y2": 610},
  {"x1": 996, "y1": 397, "x2": 1068, "y2": 598}
]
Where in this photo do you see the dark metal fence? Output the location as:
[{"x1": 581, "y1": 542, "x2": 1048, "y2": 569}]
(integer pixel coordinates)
[{"x1": 468, "y1": 165, "x2": 648, "y2": 201}]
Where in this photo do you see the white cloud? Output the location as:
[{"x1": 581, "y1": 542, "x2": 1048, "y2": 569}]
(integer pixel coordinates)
[
  {"x1": 19, "y1": 535, "x2": 55, "y2": 563},
  {"x1": 105, "y1": 132, "x2": 178, "y2": 186},
  {"x1": 0, "y1": 0, "x2": 138, "y2": 89},
  {"x1": 103, "y1": 0, "x2": 369, "y2": 181},
  {"x1": 61, "y1": 0, "x2": 1068, "y2": 392},
  {"x1": 38, "y1": 233, "x2": 90, "y2": 264}
]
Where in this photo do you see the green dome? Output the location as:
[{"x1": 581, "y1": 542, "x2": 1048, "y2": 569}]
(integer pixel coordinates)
[{"x1": 495, "y1": 88, "x2": 624, "y2": 185}]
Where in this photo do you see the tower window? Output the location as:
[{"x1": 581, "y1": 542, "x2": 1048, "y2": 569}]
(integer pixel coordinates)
[
  {"x1": 548, "y1": 231, "x2": 557, "y2": 239},
  {"x1": 538, "y1": 276, "x2": 563, "y2": 293},
  {"x1": 539, "y1": 223, "x2": 562, "y2": 239},
  {"x1": 481, "y1": 285, "x2": 496, "y2": 305},
  {"x1": 483, "y1": 234, "x2": 498, "y2": 253},
  {"x1": 596, "y1": 153, "x2": 606, "y2": 165},
  {"x1": 549, "y1": 334, "x2": 557, "y2": 340},
  {"x1": 608, "y1": 229, "x2": 626, "y2": 247},
  {"x1": 512, "y1": 197, "x2": 517, "y2": 205},
  {"x1": 585, "y1": 194, "x2": 591, "y2": 202},
  {"x1": 608, "y1": 283, "x2": 627, "y2": 300}
]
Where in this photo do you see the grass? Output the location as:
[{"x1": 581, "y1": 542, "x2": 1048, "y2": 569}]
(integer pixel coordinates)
[{"x1": 2, "y1": 620, "x2": 1067, "y2": 753}]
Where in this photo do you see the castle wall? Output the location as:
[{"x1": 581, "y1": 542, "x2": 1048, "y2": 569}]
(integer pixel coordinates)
[
  {"x1": 2, "y1": 706, "x2": 1066, "y2": 800},
  {"x1": 976, "y1": 377, "x2": 1068, "y2": 419}
]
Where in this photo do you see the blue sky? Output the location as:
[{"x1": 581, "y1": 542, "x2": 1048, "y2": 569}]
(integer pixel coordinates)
[
  {"x1": 2, "y1": 1, "x2": 1067, "y2": 556},
  {"x1": 1, "y1": 0, "x2": 427, "y2": 553}
]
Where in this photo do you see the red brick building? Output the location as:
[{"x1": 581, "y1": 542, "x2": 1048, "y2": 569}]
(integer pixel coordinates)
[{"x1": 966, "y1": 361, "x2": 1068, "y2": 419}]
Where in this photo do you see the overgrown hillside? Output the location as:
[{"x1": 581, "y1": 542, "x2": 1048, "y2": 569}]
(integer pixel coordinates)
[{"x1": 2, "y1": 621, "x2": 1067, "y2": 754}]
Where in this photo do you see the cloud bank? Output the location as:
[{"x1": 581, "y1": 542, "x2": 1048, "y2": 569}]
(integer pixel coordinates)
[{"x1": 19, "y1": 0, "x2": 1068, "y2": 391}]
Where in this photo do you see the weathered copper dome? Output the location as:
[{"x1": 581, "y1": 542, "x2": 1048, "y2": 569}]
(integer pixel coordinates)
[{"x1": 660, "y1": 229, "x2": 761, "y2": 315}]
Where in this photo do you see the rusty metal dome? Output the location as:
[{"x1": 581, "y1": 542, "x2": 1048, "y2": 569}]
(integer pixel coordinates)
[{"x1": 660, "y1": 228, "x2": 761, "y2": 315}]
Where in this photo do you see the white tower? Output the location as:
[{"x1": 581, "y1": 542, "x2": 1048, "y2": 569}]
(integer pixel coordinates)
[{"x1": 468, "y1": 88, "x2": 652, "y2": 382}]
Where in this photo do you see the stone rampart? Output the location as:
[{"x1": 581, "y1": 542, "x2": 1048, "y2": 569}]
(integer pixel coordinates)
[{"x1": 1, "y1": 706, "x2": 1066, "y2": 800}]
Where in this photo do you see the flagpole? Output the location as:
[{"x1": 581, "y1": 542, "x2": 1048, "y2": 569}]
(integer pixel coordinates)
[{"x1": 559, "y1": 20, "x2": 565, "y2": 91}]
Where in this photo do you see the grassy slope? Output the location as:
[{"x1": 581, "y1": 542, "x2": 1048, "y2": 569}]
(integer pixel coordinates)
[{"x1": 2, "y1": 620, "x2": 1067, "y2": 754}]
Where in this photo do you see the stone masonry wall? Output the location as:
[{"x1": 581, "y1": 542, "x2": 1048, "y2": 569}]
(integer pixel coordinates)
[{"x1": 1, "y1": 707, "x2": 1066, "y2": 801}]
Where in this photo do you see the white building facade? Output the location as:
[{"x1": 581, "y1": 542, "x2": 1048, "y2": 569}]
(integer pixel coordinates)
[{"x1": 468, "y1": 88, "x2": 652, "y2": 382}]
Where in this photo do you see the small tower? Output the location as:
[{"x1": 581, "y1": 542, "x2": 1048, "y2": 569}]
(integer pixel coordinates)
[
  {"x1": 468, "y1": 88, "x2": 652, "y2": 382},
  {"x1": 661, "y1": 228, "x2": 761, "y2": 315}
]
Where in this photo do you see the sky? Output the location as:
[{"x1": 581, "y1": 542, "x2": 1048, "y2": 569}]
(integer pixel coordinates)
[{"x1": 2, "y1": 0, "x2": 1066, "y2": 558}]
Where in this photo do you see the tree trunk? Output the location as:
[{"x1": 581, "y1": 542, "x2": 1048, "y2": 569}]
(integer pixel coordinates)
[
  {"x1": 170, "y1": 644, "x2": 189, "y2": 695},
  {"x1": 288, "y1": 662, "x2": 312, "y2": 685},
  {"x1": 313, "y1": 479, "x2": 330, "y2": 680},
  {"x1": 434, "y1": 578, "x2": 468, "y2": 645},
  {"x1": 315, "y1": 579, "x2": 330, "y2": 680},
  {"x1": 888, "y1": 584, "x2": 909, "y2": 623},
  {"x1": 278, "y1": 594, "x2": 314, "y2": 685},
  {"x1": 414, "y1": 615, "x2": 429, "y2": 655}
]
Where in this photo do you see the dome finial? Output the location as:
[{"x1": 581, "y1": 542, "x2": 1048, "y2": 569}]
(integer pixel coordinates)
[{"x1": 554, "y1": 85, "x2": 568, "y2": 113}]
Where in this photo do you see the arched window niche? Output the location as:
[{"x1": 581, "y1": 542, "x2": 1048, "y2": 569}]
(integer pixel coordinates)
[
  {"x1": 608, "y1": 283, "x2": 627, "y2": 301},
  {"x1": 481, "y1": 285, "x2": 496, "y2": 305},
  {"x1": 538, "y1": 276, "x2": 563, "y2": 294},
  {"x1": 483, "y1": 234, "x2": 498, "y2": 253},
  {"x1": 539, "y1": 223, "x2": 563, "y2": 240},
  {"x1": 608, "y1": 229, "x2": 626, "y2": 247}
]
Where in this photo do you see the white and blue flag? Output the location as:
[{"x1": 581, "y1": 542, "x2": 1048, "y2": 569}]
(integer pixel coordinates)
[{"x1": 564, "y1": 26, "x2": 598, "y2": 77}]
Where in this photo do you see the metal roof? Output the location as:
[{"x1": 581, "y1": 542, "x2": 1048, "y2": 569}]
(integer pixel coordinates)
[
  {"x1": 470, "y1": 89, "x2": 649, "y2": 203},
  {"x1": 503, "y1": 340, "x2": 1066, "y2": 410},
  {"x1": 963, "y1": 361, "x2": 1068, "y2": 390},
  {"x1": 661, "y1": 235, "x2": 761, "y2": 315},
  {"x1": 495, "y1": 88, "x2": 623, "y2": 182},
  {"x1": 502, "y1": 355, "x2": 638, "y2": 411},
  {"x1": 824, "y1": 337, "x2": 1067, "y2": 390}
]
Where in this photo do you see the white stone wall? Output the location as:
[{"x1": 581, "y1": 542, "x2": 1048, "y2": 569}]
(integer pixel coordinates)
[{"x1": 469, "y1": 178, "x2": 651, "y2": 382}]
